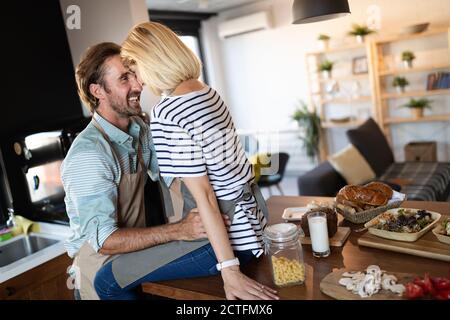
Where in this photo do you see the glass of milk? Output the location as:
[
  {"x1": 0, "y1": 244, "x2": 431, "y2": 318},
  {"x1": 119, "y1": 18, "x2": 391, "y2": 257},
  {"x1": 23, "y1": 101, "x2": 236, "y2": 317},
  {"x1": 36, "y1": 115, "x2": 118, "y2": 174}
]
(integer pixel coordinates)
[{"x1": 307, "y1": 211, "x2": 330, "y2": 258}]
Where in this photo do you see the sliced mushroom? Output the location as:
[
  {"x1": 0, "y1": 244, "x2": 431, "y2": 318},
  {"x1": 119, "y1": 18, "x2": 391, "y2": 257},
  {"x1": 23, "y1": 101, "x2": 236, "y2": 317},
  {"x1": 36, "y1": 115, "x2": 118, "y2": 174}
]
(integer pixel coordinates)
[
  {"x1": 338, "y1": 277, "x2": 353, "y2": 287},
  {"x1": 366, "y1": 265, "x2": 381, "y2": 274},
  {"x1": 389, "y1": 284, "x2": 406, "y2": 295},
  {"x1": 381, "y1": 274, "x2": 398, "y2": 290}
]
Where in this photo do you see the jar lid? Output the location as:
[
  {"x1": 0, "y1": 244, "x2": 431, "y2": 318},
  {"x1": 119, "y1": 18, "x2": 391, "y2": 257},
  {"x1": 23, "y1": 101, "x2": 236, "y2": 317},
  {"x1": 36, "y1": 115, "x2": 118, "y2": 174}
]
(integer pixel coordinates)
[{"x1": 263, "y1": 223, "x2": 299, "y2": 242}]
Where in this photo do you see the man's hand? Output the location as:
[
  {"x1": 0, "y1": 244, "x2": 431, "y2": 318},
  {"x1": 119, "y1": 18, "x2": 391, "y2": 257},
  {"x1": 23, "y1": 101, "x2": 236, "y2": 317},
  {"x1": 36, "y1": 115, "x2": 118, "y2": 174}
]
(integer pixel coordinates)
[{"x1": 177, "y1": 208, "x2": 231, "y2": 241}]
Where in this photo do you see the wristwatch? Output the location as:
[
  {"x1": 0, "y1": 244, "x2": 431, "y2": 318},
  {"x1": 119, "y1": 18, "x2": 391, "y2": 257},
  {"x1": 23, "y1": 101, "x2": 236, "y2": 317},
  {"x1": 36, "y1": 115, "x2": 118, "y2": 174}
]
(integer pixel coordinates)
[{"x1": 216, "y1": 257, "x2": 240, "y2": 271}]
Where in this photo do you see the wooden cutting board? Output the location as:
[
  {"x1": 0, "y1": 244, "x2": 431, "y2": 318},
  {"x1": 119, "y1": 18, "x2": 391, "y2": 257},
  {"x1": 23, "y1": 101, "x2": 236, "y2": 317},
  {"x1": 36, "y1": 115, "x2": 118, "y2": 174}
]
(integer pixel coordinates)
[
  {"x1": 358, "y1": 215, "x2": 450, "y2": 262},
  {"x1": 320, "y1": 268, "x2": 413, "y2": 300},
  {"x1": 301, "y1": 227, "x2": 350, "y2": 247}
]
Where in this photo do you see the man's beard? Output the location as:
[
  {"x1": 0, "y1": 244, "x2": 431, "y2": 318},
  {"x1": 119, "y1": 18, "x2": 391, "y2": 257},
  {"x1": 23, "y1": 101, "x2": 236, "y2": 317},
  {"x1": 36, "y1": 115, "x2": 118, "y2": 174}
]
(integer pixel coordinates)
[{"x1": 107, "y1": 92, "x2": 142, "y2": 118}]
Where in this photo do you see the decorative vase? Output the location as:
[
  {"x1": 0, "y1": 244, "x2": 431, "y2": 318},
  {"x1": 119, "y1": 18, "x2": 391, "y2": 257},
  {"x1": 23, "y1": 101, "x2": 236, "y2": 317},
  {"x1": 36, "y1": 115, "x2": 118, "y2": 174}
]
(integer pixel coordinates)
[
  {"x1": 356, "y1": 35, "x2": 365, "y2": 44},
  {"x1": 322, "y1": 70, "x2": 331, "y2": 79},
  {"x1": 318, "y1": 40, "x2": 329, "y2": 50},
  {"x1": 411, "y1": 108, "x2": 424, "y2": 118},
  {"x1": 403, "y1": 60, "x2": 413, "y2": 69},
  {"x1": 396, "y1": 86, "x2": 405, "y2": 94}
]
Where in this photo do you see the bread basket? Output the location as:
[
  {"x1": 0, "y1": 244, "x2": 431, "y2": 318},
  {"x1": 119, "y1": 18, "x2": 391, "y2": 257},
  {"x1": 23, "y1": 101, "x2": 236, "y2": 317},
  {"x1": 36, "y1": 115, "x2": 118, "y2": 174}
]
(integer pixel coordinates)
[{"x1": 336, "y1": 191, "x2": 406, "y2": 224}]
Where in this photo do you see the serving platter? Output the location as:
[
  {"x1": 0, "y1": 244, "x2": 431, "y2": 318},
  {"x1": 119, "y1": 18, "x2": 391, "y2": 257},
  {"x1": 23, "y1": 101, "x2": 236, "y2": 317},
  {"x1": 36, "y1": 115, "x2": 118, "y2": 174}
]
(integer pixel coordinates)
[
  {"x1": 432, "y1": 225, "x2": 450, "y2": 245},
  {"x1": 358, "y1": 214, "x2": 450, "y2": 262},
  {"x1": 282, "y1": 207, "x2": 309, "y2": 221},
  {"x1": 364, "y1": 208, "x2": 441, "y2": 242}
]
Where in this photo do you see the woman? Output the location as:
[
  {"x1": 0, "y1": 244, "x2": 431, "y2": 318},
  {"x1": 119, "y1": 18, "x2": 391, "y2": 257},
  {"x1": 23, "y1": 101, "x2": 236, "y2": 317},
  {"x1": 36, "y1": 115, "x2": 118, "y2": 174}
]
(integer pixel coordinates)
[{"x1": 117, "y1": 21, "x2": 277, "y2": 300}]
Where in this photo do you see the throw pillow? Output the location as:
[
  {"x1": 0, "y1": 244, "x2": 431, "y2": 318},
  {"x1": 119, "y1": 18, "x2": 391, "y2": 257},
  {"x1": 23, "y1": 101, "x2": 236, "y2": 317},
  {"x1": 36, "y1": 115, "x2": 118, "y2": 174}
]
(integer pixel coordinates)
[
  {"x1": 346, "y1": 118, "x2": 394, "y2": 176},
  {"x1": 328, "y1": 144, "x2": 376, "y2": 185}
]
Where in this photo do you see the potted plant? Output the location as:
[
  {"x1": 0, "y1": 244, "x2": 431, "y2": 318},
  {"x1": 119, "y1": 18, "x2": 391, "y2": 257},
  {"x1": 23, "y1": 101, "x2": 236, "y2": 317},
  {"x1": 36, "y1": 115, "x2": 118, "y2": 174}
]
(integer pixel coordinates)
[
  {"x1": 318, "y1": 60, "x2": 334, "y2": 79},
  {"x1": 292, "y1": 101, "x2": 321, "y2": 163},
  {"x1": 317, "y1": 34, "x2": 330, "y2": 50},
  {"x1": 348, "y1": 24, "x2": 375, "y2": 43},
  {"x1": 392, "y1": 76, "x2": 410, "y2": 93},
  {"x1": 402, "y1": 51, "x2": 416, "y2": 69},
  {"x1": 402, "y1": 98, "x2": 432, "y2": 118}
]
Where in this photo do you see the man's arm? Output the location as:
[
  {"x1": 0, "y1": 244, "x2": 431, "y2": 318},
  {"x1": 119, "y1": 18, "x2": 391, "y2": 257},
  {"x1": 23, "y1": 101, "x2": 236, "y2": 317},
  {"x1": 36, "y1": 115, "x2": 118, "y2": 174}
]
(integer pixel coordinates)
[
  {"x1": 98, "y1": 209, "x2": 205, "y2": 255},
  {"x1": 99, "y1": 209, "x2": 230, "y2": 255}
]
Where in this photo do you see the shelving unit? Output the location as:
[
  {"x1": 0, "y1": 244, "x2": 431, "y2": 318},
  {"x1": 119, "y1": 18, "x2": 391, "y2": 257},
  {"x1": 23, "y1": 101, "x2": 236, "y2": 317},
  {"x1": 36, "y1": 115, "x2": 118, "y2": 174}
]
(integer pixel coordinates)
[
  {"x1": 305, "y1": 41, "x2": 376, "y2": 160},
  {"x1": 305, "y1": 27, "x2": 450, "y2": 161},
  {"x1": 369, "y1": 27, "x2": 450, "y2": 143}
]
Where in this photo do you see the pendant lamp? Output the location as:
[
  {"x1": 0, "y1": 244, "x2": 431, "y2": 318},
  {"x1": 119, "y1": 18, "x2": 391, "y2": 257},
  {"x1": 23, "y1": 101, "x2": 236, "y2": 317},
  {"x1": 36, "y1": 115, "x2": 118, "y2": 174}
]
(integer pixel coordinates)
[{"x1": 292, "y1": 0, "x2": 351, "y2": 24}]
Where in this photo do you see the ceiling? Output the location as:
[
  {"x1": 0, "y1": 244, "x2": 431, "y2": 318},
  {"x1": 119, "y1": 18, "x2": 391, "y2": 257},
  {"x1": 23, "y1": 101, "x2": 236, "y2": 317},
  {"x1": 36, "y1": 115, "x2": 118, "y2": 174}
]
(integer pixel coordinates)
[{"x1": 146, "y1": 0, "x2": 263, "y2": 13}]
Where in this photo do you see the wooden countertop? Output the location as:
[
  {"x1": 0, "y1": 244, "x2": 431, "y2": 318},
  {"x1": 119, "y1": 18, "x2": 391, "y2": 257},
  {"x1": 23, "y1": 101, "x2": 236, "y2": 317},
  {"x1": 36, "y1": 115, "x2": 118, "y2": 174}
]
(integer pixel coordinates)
[{"x1": 142, "y1": 196, "x2": 450, "y2": 300}]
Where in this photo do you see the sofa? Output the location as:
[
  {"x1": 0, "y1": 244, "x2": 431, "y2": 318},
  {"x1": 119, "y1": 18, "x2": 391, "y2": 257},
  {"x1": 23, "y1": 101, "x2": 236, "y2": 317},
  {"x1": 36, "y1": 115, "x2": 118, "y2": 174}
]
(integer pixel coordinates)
[{"x1": 298, "y1": 118, "x2": 450, "y2": 201}]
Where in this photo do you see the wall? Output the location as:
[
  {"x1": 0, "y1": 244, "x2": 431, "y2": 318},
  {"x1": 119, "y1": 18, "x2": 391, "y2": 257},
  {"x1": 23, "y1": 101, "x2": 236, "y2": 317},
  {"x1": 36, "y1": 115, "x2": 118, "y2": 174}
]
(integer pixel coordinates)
[
  {"x1": 59, "y1": 0, "x2": 160, "y2": 116},
  {"x1": 203, "y1": 0, "x2": 450, "y2": 172}
]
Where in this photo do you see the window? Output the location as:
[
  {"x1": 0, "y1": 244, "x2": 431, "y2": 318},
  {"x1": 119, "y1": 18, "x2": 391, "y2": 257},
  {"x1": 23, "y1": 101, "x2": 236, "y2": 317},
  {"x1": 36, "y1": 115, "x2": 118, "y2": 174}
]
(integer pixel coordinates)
[{"x1": 180, "y1": 35, "x2": 205, "y2": 82}]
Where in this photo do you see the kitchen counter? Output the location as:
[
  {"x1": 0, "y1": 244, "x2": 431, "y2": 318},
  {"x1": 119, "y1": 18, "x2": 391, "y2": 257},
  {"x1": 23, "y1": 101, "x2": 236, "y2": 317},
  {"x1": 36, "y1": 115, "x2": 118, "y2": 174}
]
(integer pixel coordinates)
[{"x1": 0, "y1": 222, "x2": 72, "y2": 283}]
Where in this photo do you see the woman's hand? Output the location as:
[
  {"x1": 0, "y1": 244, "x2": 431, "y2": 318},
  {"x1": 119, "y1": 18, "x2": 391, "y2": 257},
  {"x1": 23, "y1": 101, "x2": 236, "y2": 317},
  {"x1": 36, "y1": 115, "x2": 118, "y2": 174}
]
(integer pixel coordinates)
[{"x1": 221, "y1": 266, "x2": 279, "y2": 300}]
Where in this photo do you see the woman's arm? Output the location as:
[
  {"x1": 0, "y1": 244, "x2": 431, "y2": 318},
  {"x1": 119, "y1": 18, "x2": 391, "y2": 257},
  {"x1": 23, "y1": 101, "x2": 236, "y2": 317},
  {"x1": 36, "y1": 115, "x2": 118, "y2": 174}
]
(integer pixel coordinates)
[{"x1": 183, "y1": 176, "x2": 278, "y2": 300}]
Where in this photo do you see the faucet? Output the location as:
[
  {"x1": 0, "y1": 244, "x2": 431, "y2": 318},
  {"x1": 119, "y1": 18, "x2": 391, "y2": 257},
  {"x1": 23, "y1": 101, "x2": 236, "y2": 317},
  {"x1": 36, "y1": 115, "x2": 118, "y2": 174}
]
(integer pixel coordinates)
[{"x1": 6, "y1": 208, "x2": 16, "y2": 229}]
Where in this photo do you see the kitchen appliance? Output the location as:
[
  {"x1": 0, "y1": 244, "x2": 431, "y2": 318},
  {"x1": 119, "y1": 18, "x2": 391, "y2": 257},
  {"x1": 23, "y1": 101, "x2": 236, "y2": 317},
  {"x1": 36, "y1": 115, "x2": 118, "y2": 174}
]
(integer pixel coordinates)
[{"x1": 0, "y1": 118, "x2": 90, "y2": 225}]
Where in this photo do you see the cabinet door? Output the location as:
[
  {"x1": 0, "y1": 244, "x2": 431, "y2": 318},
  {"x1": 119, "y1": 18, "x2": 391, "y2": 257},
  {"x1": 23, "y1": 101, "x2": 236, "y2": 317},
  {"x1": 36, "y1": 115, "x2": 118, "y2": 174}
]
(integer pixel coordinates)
[{"x1": 0, "y1": 254, "x2": 74, "y2": 300}]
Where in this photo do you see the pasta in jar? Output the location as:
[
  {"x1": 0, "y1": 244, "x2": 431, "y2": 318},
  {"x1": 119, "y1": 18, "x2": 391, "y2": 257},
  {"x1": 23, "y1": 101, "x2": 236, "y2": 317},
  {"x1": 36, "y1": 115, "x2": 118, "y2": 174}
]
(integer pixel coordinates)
[{"x1": 263, "y1": 223, "x2": 306, "y2": 287}]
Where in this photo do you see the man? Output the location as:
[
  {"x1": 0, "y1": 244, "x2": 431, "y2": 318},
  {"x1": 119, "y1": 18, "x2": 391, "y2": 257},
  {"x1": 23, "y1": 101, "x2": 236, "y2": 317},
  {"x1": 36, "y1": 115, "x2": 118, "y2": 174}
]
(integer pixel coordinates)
[{"x1": 61, "y1": 42, "x2": 225, "y2": 300}]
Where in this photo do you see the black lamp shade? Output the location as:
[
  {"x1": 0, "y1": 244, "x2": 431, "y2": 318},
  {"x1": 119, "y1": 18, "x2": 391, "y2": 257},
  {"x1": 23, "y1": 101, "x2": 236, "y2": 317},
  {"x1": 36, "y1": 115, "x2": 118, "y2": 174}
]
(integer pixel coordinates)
[{"x1": 292, "y1": 0, "x2": 350, "y2": 24}]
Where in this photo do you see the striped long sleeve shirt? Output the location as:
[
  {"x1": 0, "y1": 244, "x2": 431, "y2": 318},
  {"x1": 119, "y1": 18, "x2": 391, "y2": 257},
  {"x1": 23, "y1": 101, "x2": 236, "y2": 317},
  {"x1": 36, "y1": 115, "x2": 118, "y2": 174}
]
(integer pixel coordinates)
[{"x1": 151, "y1": 85, "x2": 266, "y2": 256}]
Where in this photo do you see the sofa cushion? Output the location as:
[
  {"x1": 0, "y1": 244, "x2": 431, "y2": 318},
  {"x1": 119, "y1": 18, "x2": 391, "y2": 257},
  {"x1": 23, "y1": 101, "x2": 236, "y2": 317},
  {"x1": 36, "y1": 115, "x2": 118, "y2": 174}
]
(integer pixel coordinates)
[
  {"x1": 298, "y1": 161, "x2": 346, "y2": 196},
  {"x1": 379, "y1": 162, "x2": 450, "y2": 201},
  {"x1": 346, "y1": 118, "x2": 394, "y2": 176},
  {"x1": 328, "y1": 144, "x2": 376, "y2": 185}
]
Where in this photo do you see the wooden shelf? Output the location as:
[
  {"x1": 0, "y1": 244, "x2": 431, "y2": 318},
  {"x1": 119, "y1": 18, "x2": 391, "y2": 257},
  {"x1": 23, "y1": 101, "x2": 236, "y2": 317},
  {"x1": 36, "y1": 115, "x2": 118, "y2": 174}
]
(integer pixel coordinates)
[
  {"x1": 322, "y1": 120, "x2": 365, "y2": 128},
  {"x1": 307, "y1": 43, "x2": 366, "y2": 56},
  {"x1": 379, "y1": 63, "x2": 450, "y2": 76},
  {"x1": 318, "y1": 73, "x2": 369, "y2": 83},
  {"x1": 381, "y1": 88, "x2": 450, "y2": 99},
  {"x1": 384, "y1": 114, "x2": 450, "y2": 124},
  {"x1": 321, "y1": 96, "x2": 372, "y2": 104},
  {"x1": 374, "y1": 28, "x2": 449, "y2": 44}
]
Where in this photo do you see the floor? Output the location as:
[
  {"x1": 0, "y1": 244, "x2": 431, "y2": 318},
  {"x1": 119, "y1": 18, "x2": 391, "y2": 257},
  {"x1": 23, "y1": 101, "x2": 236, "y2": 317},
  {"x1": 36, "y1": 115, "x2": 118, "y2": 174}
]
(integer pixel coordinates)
[{"x1": 260, "y1": 175, "x2": 299, "y2": 199}]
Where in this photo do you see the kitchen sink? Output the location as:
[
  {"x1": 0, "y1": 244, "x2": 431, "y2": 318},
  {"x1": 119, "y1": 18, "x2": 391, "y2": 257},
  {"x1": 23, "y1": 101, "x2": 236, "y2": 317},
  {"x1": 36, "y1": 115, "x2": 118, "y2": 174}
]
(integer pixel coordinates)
[{"x1": 0, "y1": 234, "x2": 59, "y2": 268}]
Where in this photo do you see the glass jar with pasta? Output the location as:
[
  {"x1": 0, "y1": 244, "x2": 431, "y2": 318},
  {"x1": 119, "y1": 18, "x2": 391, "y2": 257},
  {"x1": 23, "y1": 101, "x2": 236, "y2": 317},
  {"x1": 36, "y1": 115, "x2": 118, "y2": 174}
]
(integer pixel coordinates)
[{"x1": 263, "y1": 223, "x2": 306, "y2": 287}]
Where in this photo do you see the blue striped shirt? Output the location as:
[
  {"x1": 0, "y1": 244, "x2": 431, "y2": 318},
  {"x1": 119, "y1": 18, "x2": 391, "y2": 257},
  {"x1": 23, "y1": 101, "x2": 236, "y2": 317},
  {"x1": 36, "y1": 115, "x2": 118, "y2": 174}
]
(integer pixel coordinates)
[
  {"x1": 61, "y1": 113, "x2": 157, "y2": 257},
  {"x1": 151, "y1": 85, "x2": 266, "y2": 256}
]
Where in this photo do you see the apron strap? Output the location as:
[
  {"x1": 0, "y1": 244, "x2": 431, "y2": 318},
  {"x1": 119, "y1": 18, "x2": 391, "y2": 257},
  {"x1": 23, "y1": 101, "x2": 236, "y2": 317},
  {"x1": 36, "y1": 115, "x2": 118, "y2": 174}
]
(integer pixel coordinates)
[
  {"x1": 92, "y1": 117, "x2": 145, "y2": 174},
  {"x1": 91, "y1": 118, "x2": 122, "y2": 166},
  {"x1": 234, "y1": 182, "x2": 269, "y2": 220}
]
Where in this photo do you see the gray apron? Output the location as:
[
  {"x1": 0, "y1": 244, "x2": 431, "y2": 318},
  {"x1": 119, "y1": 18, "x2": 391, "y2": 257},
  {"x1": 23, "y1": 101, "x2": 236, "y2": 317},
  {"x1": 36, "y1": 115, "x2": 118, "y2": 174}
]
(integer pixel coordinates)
[
  {"x1": 111, "y1": 179, "x2": 269, "y2": 288},
  {"x1": 72, "y1": 118, "x2": 147, "y2": 300}
]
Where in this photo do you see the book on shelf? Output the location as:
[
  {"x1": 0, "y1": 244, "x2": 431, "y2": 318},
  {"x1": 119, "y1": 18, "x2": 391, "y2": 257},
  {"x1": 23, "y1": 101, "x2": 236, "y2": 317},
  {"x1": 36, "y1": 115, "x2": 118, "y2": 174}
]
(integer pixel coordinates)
[{"x1": 426, "y1": 72, "x2": 450, "y2": 90}]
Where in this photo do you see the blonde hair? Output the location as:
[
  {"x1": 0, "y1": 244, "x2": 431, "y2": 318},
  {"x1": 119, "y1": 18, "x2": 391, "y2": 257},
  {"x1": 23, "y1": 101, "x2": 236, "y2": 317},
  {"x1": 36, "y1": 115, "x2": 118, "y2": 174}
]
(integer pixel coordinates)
[{"x1": 121, "y1": 22, "x2": 202, "y2": 96}]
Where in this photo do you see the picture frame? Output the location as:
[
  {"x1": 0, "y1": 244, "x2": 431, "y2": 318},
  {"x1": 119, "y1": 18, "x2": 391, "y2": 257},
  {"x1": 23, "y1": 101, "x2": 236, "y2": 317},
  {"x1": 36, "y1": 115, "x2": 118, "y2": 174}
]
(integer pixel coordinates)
[{"x1": 352, "y1": 56, "x2": 368, "y2": 74}]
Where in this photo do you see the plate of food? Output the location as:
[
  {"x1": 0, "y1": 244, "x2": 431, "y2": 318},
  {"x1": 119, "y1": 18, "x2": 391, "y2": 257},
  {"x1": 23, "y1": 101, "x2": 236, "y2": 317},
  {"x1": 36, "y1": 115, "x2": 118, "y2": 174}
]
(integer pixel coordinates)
[
  {"x1": 282, "y1": 207, "x2": 309, "y2": 221},
  {"x1": 364, "y1": 208, "x2": 441, "y2": 242},
  {"x1": 432, "y1": 218, "x2": 450, "y2": 245},
  {"x1": 282, "y1": 200, "x2": 334, "y2": 221},
  {"x1": 335, "y1": 181, "x2": 406, "y2": 224}
]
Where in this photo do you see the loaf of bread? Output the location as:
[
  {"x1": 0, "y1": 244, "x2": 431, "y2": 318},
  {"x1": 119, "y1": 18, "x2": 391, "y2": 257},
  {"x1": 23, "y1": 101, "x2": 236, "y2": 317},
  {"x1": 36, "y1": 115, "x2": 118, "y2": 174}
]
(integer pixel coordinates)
[
  {"x1": 338, "y1": 185, "x2": 388, "y2": 206},
  {"x1": 364, "y1": 181, "x2": 393, "y2": 199},
  {"x1": 301, "y1": 207, "x2": 338, "y2": 238}
]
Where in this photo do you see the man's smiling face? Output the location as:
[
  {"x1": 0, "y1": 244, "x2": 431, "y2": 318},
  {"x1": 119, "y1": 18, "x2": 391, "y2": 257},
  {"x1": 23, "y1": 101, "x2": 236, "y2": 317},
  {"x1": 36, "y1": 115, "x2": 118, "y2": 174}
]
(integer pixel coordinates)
[{"x1": 101, "y1": 55, "x2": 143, "y2": 117}]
